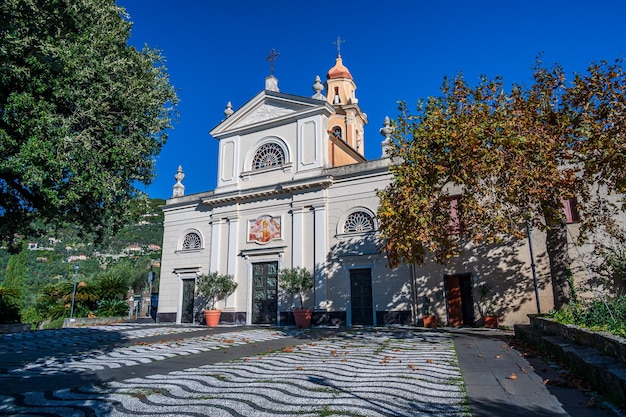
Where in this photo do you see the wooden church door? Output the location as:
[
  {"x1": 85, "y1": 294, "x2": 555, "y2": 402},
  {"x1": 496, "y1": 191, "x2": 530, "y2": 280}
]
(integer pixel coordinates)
[
  {"x1": 251, "y1": 261, "x2": 278, "y2": 324},
  {"x1": 445, "y1": 274, "x2": 474, "y2": 326},
  {"x1": 350, "y1": 268, "x2": 374, "y2": 325}
]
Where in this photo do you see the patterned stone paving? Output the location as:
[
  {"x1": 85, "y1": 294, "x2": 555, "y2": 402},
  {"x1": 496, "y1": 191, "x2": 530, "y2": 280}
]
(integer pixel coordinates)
[
  {"x1": 0, "y1": 327, "x2": 470, "y2": 416},
  {"x1": 0, "y1": 324, "x2": 202, "y2": 355},
  {"x1": 0, "y1": 328, "x2": 287, "y2": 377}
]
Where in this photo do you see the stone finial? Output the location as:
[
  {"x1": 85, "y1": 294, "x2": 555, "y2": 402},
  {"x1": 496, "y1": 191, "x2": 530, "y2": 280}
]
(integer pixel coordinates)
[
  {"x1": 265, "y1": 75, "x2": 279, "y2": 92},
  {"x1": 311, "y1": 75, "x2": 325, "y2": 100},
  {"x1": 224, "y1": 101, "x2": 234, "y2": 117},
  {"x1": 380, "y1": 116, "x2": 394, "y2": 157},
  {"x1": 172, "y1": 165, "x2": 185, "y2": 198}
]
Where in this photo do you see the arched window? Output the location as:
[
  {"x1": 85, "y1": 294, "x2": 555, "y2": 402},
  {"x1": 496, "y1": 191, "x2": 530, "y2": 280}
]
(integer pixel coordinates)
[
  {"x1": 332, "y1": 126, "x2": 343, "y2": 140},
  {"x1": 182, "y1": 232, "x2": 202, "y2": 250},
  {"x1": 344, "y1": 211, "x2": 374, "y2": 233},
  {"x1": 252, "y1": 142, "x2": 285, "y2": 170}
]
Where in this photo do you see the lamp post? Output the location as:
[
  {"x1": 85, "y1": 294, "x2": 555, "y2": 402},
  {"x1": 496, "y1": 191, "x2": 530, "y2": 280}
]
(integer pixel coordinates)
[
  {"x1": 70, "y1": 263, "x2": 79, "y2": 319},
  {"x1": 148, "y1": 265, "x2": 154, "y2": 318}
]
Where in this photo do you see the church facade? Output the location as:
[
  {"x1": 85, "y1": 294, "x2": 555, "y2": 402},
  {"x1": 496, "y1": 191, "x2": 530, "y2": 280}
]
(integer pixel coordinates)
[{"x1": 157, "y1": 53, "x2": 567, "y2": 328}]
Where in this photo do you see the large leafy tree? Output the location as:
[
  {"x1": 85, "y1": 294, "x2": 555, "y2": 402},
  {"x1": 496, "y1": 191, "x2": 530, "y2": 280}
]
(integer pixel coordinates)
[
  {"x1": 378, "y1": 58, "x2": 626, "y2": 310},
  {"x1": 2, "y1": 241, "x2": 28, "y2": 304},
  {"x1": 0, "y1": 0, "x2": 178, "y2": 253}
]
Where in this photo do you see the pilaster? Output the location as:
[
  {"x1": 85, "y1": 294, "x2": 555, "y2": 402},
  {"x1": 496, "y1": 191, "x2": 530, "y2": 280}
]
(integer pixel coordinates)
[{"x1": 312, "y1": 203, "x2": 328, "y2": 309}]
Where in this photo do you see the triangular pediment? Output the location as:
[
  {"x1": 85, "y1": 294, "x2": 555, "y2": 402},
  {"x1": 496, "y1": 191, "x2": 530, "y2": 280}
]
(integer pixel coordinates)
[
  {"x1": 210, "y1": 91, "x2": 332, "y2": 137},
  {"x1": 238, "y1": 102, "x2": 295, "y2": 126}
]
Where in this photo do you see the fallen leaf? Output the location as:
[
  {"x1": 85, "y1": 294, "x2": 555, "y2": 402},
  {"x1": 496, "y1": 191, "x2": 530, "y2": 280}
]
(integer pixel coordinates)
[
  {"x1": 295, "y1": 366, "x2": 303, "y2": 371},
  {"x1": 507, "y1": 373, "x2": 518, "y2": 380},
  {"x1": 495, "y1": 355, "x2": 503, "y2": 359},
  {"x1": 426, "y1": 359, "x2": 435, "y2": 363}
]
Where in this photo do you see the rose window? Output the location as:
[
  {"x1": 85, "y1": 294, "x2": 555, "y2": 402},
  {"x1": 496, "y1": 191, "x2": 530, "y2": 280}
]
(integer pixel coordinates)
[
  {"x1": 182, "y1": 232, "x2": 201, "y2": 250},
  {"x1": 252, "y1": 143, "x2": 285, "y2": 170},
  {"x1": 344, "y1": 211, "x2": 374, "y2": 233}
]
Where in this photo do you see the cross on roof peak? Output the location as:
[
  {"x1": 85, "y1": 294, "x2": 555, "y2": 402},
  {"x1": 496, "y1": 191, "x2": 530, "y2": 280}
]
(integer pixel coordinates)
[{"x1": 265, "y1": 48, "x2": 280, "y2": 76}]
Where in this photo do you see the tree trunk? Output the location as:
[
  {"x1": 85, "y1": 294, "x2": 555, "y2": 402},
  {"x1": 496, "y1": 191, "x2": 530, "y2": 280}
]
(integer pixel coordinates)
[{"x1": 544, "y1": 219, "x2": 572, "y2": 310}]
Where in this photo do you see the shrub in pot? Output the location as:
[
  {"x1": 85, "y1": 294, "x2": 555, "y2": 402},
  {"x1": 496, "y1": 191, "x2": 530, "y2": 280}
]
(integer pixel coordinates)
[
  {"x1": 479, "y1": 283, "x2": 499, "y2": 328},
  {"x1": 196, "y1": 272, "x2": 237, "y2": 327},
  {"x1": 278, "y1": 267, "x2": 313, "y2": 328},
  {"x1": 422, "y1": 296, "x2": 437, "y2": 328}
]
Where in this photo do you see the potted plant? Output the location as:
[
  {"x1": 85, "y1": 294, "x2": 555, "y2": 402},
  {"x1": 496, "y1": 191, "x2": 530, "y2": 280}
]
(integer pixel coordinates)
[
  {"x1": 196, "y1": 272, "x2": 237, "y2": 327},
  {"x1": 422, "y1": 296, "x2": 437, "y2": 328},
  {"x1": 278, "y1": 267, "x2": 313, "y2": 328},
  {"x1": 479, "y1": 283, "x2": 499, "y2": 328}
]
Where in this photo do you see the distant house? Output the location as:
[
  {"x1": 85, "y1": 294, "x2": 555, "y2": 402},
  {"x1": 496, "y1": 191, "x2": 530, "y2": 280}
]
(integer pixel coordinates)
[
  {"x1": 68, "y1": 254, "x2": 88, "y2": 263},
  {"x1": 148, "y1": 244, "x2": 161, "y2": 251},
  {"x1": 124, "y1": 245, "x2": 143, "y2": 254}
]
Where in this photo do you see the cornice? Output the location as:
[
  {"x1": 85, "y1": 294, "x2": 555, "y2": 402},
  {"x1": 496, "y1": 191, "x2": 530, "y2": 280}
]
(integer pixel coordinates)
[{"x1": 202, "y1": 177, "x2": 333, "y2": 206}]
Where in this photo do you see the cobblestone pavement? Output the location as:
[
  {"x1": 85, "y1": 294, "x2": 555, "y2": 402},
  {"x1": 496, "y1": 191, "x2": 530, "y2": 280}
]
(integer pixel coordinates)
[{"x1": 0, "y1": 324, "x2": 469, "y2": 416}]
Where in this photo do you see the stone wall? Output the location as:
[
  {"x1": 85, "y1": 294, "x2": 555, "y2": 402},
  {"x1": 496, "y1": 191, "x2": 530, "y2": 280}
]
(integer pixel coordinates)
[
  {"x1": 62, "y1": 317, "x2": 126, "y2": 328},
  {"x1": 530, "y1": 315, "x2": 626, "y2": 362},
  {"x1": 0, "y1": 323, "x2": 30, "y2": 334},
  {"x1": 517, "y1": 315, "x2": 626, "y2": 408}
]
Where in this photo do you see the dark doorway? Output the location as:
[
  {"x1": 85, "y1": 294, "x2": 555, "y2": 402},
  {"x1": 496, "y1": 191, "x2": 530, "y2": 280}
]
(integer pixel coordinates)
[
  {"x1": 445, "y1": 274, "x2": 474, "y2": 326},
  {"x1": 181, "y1": 279, "x2": 195, "y2": 323},
  {"x1": 350, "y1": 268, "x2": 373, "y2": 325},
  {"x1": 252, "y1": 261, "x2": 278, "y2": 324}
]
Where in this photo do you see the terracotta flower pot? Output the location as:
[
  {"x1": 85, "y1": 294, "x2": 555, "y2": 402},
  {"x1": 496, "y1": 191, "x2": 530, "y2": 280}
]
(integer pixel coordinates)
[
  {"x1": 293, "y1": 309, "x2": 312, "y2": 328},
  {"x1": 484, "y1": 315, "x2": 498, "y2": 329},
  {"x1": 204, "y1": 309, "x2": 221, "y2": 327},
  {"x1": 423, "y1": 315, "x2": 437, "y2": 328}
]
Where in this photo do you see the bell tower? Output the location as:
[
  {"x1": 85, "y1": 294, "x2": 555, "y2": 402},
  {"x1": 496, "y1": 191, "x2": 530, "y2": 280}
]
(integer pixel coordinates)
[{"x1": 325, "y1": 37, "x2": 368, "y2": 166}]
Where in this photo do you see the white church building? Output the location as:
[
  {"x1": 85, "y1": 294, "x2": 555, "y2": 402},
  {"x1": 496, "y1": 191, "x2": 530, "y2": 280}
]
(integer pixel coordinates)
[{"x1": 157, "y1": 51, "x2": 565, "y2": 328}]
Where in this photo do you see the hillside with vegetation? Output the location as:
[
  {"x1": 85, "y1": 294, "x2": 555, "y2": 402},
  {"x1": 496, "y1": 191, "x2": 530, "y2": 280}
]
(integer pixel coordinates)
[{"x1": 0, "y1": 199, "x2": 165, "y2": 328}]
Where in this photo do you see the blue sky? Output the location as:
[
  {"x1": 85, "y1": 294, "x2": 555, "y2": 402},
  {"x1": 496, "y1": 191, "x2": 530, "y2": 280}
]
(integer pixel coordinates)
[{"x1": 117, "y1": 0, "x2": 626, "y2": 200}]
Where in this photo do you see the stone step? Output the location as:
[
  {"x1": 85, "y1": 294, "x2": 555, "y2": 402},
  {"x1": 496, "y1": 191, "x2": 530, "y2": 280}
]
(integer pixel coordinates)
[{"x1": 515, "y1": 324, "x2": 626, "y2": 409}]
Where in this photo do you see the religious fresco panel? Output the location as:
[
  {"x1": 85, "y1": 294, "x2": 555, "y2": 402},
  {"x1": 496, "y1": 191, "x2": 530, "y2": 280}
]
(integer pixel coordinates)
[{"x1": 248, "y1": 215, "x2": 281, "y2": 244}]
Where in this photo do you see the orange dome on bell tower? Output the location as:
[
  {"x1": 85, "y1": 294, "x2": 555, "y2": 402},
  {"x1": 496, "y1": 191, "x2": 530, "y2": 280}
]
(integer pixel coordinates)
[{"x1": 327, "y1": 56, "x2": 353, "y2": 80}]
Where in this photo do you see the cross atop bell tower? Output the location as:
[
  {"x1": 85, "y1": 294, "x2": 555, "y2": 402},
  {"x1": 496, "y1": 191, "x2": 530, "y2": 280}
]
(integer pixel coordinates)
[{"x1": 332, "y1": 36, "x2": 345, "y2": 57}]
